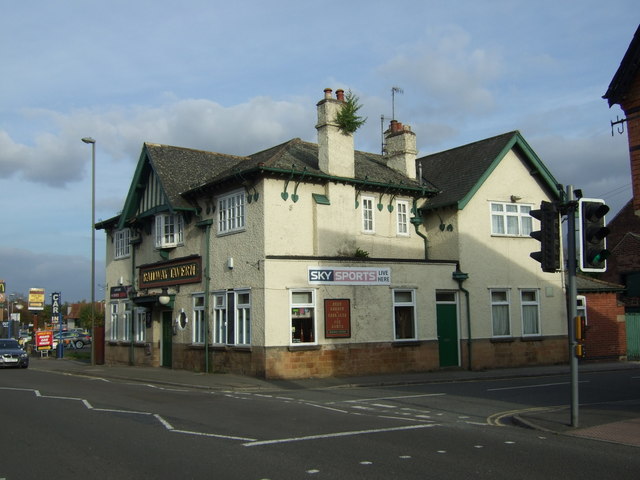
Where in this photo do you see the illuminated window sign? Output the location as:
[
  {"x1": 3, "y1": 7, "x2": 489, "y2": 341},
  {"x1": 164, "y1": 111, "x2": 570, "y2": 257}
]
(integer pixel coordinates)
[{"x1": 308, "y1": 267, "x2": 391, "y2": 285}]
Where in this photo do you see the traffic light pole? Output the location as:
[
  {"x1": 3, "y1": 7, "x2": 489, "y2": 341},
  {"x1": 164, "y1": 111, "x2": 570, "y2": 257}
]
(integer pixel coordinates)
[{"x1": 566, "y1": 185, "x2": 579, "y2": 427}]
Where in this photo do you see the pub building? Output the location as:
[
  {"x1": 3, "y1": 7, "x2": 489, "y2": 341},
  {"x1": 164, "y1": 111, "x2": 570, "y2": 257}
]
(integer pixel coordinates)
[{"x1": 96, "y1": 88, "x2": 567, "y2": 378}]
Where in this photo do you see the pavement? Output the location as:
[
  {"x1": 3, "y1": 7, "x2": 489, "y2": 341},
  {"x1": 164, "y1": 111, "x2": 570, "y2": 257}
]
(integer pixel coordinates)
[{"x1": 27, "y1": 355, "x2": 640, "y2": 447}]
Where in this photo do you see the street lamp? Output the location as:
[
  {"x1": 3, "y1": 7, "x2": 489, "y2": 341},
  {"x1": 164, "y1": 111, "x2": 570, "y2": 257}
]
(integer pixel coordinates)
[{"x1": 82, "y1": 137, "x2": 96, "y2": 366}]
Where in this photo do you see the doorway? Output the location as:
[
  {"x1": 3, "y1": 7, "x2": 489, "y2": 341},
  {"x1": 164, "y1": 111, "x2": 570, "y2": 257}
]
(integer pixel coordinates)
[
  {"x1": 436, "y1": 291, "x2": 459, "y2": 367},
  {"x1": 161, "y1": 311, "x2": 173, "y2": 368}
]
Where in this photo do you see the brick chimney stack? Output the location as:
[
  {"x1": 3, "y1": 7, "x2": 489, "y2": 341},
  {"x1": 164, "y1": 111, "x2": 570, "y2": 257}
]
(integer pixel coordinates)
[
  {"x1": 316, "y1": 88, "x2": 355, "y2": 178},
  {"x1": 384, "y1": 120, "x2": 417, "y2": 179}
]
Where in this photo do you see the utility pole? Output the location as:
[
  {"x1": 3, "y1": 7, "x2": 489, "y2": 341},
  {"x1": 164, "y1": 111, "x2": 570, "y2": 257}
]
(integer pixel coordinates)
[{"x1": 565, "y1": 185, "x2": 579, "y2": 427}]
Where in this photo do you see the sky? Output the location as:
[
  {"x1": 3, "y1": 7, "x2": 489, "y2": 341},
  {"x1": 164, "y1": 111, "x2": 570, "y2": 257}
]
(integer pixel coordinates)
[{"x1": 0, "y1": 1, "x2": 638, "y2": 303}]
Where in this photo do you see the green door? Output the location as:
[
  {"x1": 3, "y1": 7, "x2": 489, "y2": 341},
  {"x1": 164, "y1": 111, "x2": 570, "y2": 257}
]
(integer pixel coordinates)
[
  {"x1": 437, "y1": 300, "x2": 459, "y2": 367},
  {"x1": 162, "y1": 311, "x2": 173, "y2": 368},
  {"x1": 626, "y1": 313, "x2": 640, "y2": 361}
]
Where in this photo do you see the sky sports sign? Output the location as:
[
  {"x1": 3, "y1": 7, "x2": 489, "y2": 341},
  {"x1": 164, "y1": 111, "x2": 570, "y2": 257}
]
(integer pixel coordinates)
[{"x1": 308, "y1": 267, "x2": 391, "y2": 285}]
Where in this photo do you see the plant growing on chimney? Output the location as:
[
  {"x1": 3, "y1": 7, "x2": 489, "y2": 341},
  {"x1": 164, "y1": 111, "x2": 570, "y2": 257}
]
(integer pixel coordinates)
[{"x1": 335, "y1": 90, "x2": 366, "y2": 134}]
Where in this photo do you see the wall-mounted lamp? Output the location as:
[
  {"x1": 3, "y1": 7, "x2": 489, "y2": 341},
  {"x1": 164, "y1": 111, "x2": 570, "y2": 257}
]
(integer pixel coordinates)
[
  {"x1": 158, "y1": 287, "x2": 171, "y2": 306},
  {"x1": 227, "y1": 257, "x2": 234, "y2": 269},
  {"x1": 510, "y1": 195, "x2": 522, "y2": 203}
]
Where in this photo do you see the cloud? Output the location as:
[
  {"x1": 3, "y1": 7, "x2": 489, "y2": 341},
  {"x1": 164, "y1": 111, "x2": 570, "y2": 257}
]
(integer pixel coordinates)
[
  {"x1": 0, "y1": 247, "x2": 105, "y2": 303},
  {"x1": 377, "y1": 25, "x2": 504, "y2": 114},
  {"x1": 0, "y1": 96, "x2": 317, "y2": 189}
]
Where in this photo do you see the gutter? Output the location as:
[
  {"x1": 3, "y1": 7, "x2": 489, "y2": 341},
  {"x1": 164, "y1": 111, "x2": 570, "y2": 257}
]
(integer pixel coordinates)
[{"x1": 186, "y1": 165, "x2": 439, "y2": 198}]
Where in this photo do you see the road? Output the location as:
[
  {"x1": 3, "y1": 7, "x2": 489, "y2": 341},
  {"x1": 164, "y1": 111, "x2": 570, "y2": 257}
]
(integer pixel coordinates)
[{"x1": 1, "y1": 367, "x2": 639, "y2": 479}]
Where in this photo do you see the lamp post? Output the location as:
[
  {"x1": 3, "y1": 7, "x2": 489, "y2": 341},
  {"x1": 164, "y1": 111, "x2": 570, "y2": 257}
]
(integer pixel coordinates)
[{"x1": 82, "y1": 137, "x2": 96, "y2": 366}]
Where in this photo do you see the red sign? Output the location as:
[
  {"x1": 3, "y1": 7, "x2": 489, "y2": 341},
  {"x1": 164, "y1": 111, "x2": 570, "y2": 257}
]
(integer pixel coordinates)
[
  {"x1": 36, "y1": 331, "x2": 53, "y2": 350},
  {"x1": 324, "y1": 299, "x2": 351, "y2": 338}
]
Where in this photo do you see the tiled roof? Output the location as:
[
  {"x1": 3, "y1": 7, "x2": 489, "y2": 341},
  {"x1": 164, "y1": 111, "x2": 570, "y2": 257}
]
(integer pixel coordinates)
[
  {"x1": 145, "y1": 143, "x2": 245, "y2": 209},
  {"x1": 417, "y1": 131, "x2": 519, "y2": 210},
  {"x1": 574, "y1": 274, "x2": 625, "y2": 293},
  {"x1": 182, "y1": 137, "x2": 430, "y2": 196},
  {"x1": 603, "y1": 25, "x2": 640, "y2": 107}
]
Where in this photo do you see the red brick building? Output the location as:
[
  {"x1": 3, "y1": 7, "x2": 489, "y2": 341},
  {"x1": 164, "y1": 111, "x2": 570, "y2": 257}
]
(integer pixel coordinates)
[{"x1": 576, "y1": 275, "x2": 626, "y2": 360}]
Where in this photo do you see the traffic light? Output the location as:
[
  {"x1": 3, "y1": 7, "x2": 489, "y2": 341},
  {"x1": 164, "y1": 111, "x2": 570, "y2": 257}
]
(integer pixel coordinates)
[
  {"x1": 530, "y1": 201, "x2": 560, "y2": 273},
  {"x1": 578, "y1": 198, "x2": 610, "y2": 273}
]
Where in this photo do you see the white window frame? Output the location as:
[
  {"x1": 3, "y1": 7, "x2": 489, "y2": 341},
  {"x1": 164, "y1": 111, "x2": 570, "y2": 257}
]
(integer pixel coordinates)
[
  {"x1": 362, "y1": 196, "x2": 375, "y2": 233},
  {"x1": 396, "y1": 200, "x2": 410, "y2": 236},
  {"x1": 134, "y1": 308, "x2": 147, "y2": 342},
  {"x1": 114, "y1": 228, "x2": 131, "y2": 259},
  {"x1": 212, "y1": 289, "x2": 251, "y2": 345},
  {"x1": 290, "y1": 289, "x2": 316, "y2": 345},
  {"x1": 393, "y1": 289, "x2": 417, "y2": 340},
  {"x1": 491, "y1": 289, "x2": 511, "y2": 337},
  {"x1": 193, "y1": 294, "x2": 205, "y2": 344},
  {"x1": 490, "y1": 202, "x2": 533, "y2": 237},
  {"x1": 109, "y1": 303, "x2": 119, "y2": 341},
  {"x1": 122, "y1": 307, "x2": 132, "y2": 342},
  {"x1": 236, "y1": 290, "x2": 251, "y2": 345},
  {"x1": 217, "y1": 190, "x2": 246, "y2": 235},
  {"x1": 213, "y1": 292, "x2": 227, "y2": 345},
  {"x1": 154, "y1": 213, "x2": 184, "y2": 248},
  {"x1": 520, "y1": 289, "x2": 540, "y2": 336}
]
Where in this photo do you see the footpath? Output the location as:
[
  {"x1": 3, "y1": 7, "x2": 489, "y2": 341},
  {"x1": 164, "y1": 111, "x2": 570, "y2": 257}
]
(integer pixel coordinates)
[{"x1": 29, "y1": 356, "x2": 640, "y2": 447}]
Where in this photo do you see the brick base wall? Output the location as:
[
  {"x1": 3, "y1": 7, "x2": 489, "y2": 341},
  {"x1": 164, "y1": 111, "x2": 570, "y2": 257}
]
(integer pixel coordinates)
[
  {"x1": 263, "y1": 341, "x2": 441, "y2": 379},
  {"x1": 463, "y1": 336, "x2": 568, "y2": 370},
  {"x1": 104, "y1": 342, "x2": 156, "y2": 367},
  {"x1": 104, "y1": 336, "x2": 571, "y2": 378}
]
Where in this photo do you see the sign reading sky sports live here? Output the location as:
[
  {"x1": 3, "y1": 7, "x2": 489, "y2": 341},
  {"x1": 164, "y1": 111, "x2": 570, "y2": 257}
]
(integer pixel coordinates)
[{"x1": 308, "y1": 267, "x2": 391, "y2": 285}]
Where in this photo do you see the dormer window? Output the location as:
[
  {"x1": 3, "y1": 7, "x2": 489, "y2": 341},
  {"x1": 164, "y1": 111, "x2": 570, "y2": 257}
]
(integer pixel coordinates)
[{"x1": 154, "y1": 213, "x2": 184, "y2": 248}]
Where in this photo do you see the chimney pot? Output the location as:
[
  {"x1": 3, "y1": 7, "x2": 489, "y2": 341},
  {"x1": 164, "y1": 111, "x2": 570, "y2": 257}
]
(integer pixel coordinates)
[
  {"x1": 336, "y1": 89, "x2": 345, "y2": 102},
  {"x1": 324, "y1": 88, "x2": 333, "y2": 99}
]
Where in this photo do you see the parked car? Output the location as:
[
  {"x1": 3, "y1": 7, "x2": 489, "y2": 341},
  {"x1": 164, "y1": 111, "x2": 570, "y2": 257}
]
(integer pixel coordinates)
[
  {"x1": 18, "y1": 332, "x2": 32, "y2": 346},
  {"x1": 0, "y1": 339, "x2": 29, "y2": 368},
  {"x1": 55, "y1": 331, "x2": 92, "y2": 349}
]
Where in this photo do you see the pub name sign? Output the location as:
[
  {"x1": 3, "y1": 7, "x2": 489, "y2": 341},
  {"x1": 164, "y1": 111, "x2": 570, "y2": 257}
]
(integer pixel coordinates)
[{"x1": 139, "y1": 256, "x2": 202, "y2": 289}]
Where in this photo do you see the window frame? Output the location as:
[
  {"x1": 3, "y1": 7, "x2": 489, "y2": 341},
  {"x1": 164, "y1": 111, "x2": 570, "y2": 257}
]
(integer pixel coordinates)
[
  {"x1": 490, "y1": 202, "x2": 533, "y2": 237},
  {"x1": 192, "y1": 294, "x2": 206, "y2": 344},
  {"x1": 114, "y1": 228, "x2": 131, "y2": 259},
  {"x1": 154, "y1": 213, "x2": 184, "y2": 248},
  {"x1": 396, "y1": 200, "x2": 410, "y2": 236},
  {"x1": 392, "y1": 289, "x2": 417, "y2": 341},
  {"x1": 290, "y1": 289, "x2": 316, "y2": 345},
  {"x1": 217, "y1": 189, "x2": 246, "y2": 235},
  {"x1": 212, "y1": 292, "x2": 227, "y2": 345},
  {"x1": 361, "y1": 196, "x2": 375, "y2": 233},
  {"x1": 520, "y1": 288, "x2": 541, "y2": 336},
  {"x1": 121, "y1": 307, "x2": 132, "y2": 342},
  {"x1": 109, "y1": 303, "x2": 119, "y2": 341},
  {"x1": 235, "y1": 290, "x2": 251, "y2": 346},
  {"x1": 211, "y1": 289, "x2": 251, "y2": 345},
  {"x1": 134, "y1": 308, "x2": 147, "y2": 342},
  {"x1": 490, "y1": 288, "x2": 511, "y2": 337}
]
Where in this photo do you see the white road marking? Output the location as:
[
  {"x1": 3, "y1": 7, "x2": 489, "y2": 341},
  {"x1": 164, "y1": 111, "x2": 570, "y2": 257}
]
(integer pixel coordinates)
[
  {"x1": 243, "y1": 423, "x2": 438, "y2": 447},
  {"x1": 487, "y1": 381, "x2": 588, "y2": 391},
  {"x1": 339, "y1": 393, "x2": 446, "y2": 403}
]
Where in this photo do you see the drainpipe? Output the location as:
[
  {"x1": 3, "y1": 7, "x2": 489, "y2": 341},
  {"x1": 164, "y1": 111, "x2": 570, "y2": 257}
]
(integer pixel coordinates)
[
  {"x1": 197, "y1": 219, "x2": 213, "y2": 373},
  {"x1": 452, "y1": 264, "x2": 471, "y2": 370},
  {"x1": 410, "y1": 200, "x2": 429, "y2": 260}
]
